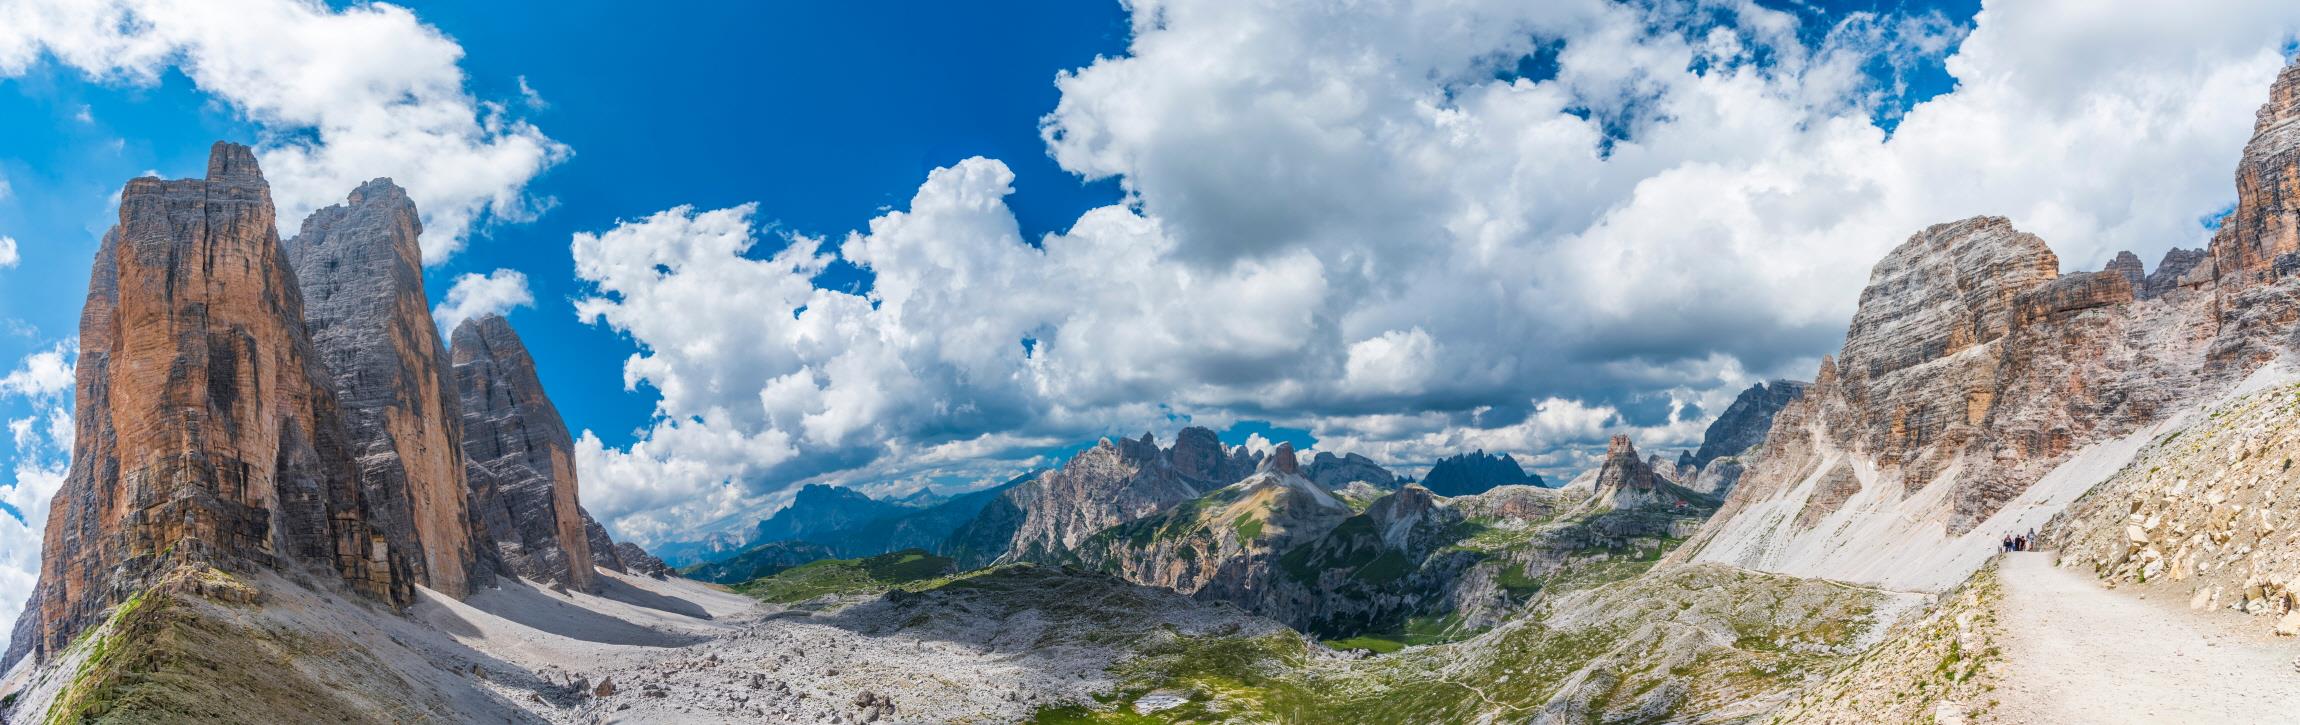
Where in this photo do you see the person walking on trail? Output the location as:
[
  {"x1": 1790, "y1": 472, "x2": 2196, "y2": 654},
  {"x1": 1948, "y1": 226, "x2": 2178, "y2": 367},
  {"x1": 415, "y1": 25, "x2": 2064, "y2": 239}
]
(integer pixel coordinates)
[
  {"x1": 2027, "y1": 528, "x2": 2037, "y2": 551},
  {"x1": 2003, "y1": 534, "x2": 2014, "y2": 553}
]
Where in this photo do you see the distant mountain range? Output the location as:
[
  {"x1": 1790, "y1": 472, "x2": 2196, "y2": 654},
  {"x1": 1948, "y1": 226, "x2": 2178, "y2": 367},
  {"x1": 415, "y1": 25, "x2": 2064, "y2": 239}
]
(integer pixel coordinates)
[{"x1": 1416, "y1": 450, "x2": 1543, "y2": 496}]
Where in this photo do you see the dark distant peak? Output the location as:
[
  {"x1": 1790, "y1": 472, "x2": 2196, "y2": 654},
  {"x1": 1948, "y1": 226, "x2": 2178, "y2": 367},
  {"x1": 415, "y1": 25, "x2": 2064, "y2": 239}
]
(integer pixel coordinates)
[
  {"x1": 1689, "y1": 380, "x2": 1808, "y2": 469},
  {"x1": 794, "y1": 483, "x2": 871, "y2": 504},
  {"x1": 1421, "y1": 449, "x2": 1539, "y2": 497}
]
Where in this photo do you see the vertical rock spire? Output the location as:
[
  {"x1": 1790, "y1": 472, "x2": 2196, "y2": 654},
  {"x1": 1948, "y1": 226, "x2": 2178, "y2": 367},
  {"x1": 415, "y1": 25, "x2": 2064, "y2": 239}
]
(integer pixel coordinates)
[
  {"x1": 9, "y1": 142, "x2": 412, "y2": 666},
  {"x1": 287, "y1": 178, "x2": 489, "y2": 597},
  {"x1": 453, "y1": 314, "x2": 599, "y2": 591}
]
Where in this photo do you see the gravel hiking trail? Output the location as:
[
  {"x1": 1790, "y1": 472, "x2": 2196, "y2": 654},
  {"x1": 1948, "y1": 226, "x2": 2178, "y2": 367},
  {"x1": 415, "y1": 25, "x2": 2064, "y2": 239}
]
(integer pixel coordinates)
[{"x1": 1991, "y1": 551, "x2": 2300, "y2": 724}]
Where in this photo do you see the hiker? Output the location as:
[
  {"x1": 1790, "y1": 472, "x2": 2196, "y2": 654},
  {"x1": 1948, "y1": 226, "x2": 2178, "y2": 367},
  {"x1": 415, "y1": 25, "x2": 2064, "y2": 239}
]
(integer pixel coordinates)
[
  {"x1": 2002, "y1": 534, "x2": 2013, "y2": 553},
  {"x1": 2027, "y1": 528, "x2": 2037, "y2": 550}
]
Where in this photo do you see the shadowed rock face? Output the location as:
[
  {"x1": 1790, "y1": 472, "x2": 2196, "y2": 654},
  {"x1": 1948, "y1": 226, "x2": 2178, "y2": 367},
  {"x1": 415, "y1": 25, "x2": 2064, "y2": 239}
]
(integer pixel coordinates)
[
  {"x1": 584, "y1": 509, "x2": 627, "y2": 573},
  {"x1": 6, "y1": 143, "x2": 411, "y2": 668},
  {"x1": 453, "y1": 314, "x2": 598, "y2": 591},
  {"x1": 286, "y1": 178, "x2": 486, "y2": 598},
  {"x1": 1420, "y1": 450, "x2": 1541, "y2": 496},
  {"x1": 1688, "y1": 381, "x2": 1807, "y2": 470}
]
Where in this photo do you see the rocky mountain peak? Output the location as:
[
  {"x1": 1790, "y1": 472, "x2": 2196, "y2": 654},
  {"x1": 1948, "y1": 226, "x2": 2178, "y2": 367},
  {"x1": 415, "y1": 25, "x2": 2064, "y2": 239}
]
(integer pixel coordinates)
[
  {"x1": 202, "y1": 139, "x2": 264, "y2": 183},
  {"x1": 2105, "y1": 251, "x2": 2144, "y2": 287},
  {"x1": 1689, "y1": 380, "x2": 1807, "y2": 470},
  {"x1": 2212, "y1": 55, "x2": 2300, "y2": 298},
  {"x1": 2254, "y1": 56, "x2": 2300, "y2": 135},
  {"x1": 1302, "y1": 451, "x2": 1396, "y2": 490},
  {"x1": 1604, "y1": 435, "x2": 1636, "y2": 459},
  {"x1": 1420, "y1": 449, "x2": 1541, "y2": 496},
  {"x1": 1266, "y1": 442, "x2": 1300, "y2": 475},
  {"x1": 287, "y1": 175, "x2": 486, "y2": 598},
  {"x1": 1592, "y1": 436, "x2": 1707, "y2": 511},
  {"x1": 9, "y1": 142, "x2": 412, "y2": 666},
  {"x1": 1168, "y1": 426, "x2": 1229, "y2": 481},
  {"x1": 454, "y1": 313, "x2": 599, "y2": 591}
]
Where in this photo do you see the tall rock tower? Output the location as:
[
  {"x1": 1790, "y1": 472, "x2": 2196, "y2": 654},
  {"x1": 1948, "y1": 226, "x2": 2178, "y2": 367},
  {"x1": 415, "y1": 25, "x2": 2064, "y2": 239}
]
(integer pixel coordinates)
[
  {"x1": 286, "y1": 178, "x2": 490, "y2": 597},
  {"x1": 453, "y1": 314, "x2": 598, "y2": 591},
  {"x1": 7, "y1": 143, "x2": 412, "y2": 666}
]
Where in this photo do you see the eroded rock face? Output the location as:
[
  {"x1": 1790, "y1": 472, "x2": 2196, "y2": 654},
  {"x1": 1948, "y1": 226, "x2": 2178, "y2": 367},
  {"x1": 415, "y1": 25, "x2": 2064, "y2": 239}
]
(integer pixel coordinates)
[
  {"x1": 2211, "y1": 59, "x2": 2300, "y2": 297},
  {"x1": 9, "y1": 144, "x2": 411, "y2": 666},
  {"x1": 453, "y1": 314, "x2": 597, "y2": 590},
  {"x1": 1688, "y1": 381, "x2": 1807, "y2": 470},
  {"x1": 287, "y1": 178, "x2": 485, "y2": 597}
]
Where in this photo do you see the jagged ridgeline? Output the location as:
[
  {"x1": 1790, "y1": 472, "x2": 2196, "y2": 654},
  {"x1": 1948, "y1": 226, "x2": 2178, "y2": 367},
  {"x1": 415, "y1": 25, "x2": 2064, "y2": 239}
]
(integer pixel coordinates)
[
  {"x1": 0, "y1": 143, "x2": 659, "y2": 679},
  {"x1": 14, "y1": 56, "x2": 2300, "y2": 724}
]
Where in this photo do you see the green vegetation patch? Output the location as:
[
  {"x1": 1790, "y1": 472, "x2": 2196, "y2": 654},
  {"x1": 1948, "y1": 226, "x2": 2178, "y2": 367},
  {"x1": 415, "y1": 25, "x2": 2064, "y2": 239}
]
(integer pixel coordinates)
[
  {"x1": 1232, "y1": 515, "x2": 1265, "y2": 543},
  {"x1": 733, "y1": 549, "x2": 958, "y2": 603}
]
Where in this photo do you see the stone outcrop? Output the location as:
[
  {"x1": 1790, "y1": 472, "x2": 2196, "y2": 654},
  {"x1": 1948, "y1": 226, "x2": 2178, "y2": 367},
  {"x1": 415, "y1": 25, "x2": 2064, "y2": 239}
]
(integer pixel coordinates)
[
  {"x1": 453, "y1": 314, "x2": 598, "y2": 591},
  {"x1": 583, "y1": 510, "x2": 628, "y2": 573},
  {"x1": 8, "y1": 144, "x2": 411, "y2": 667},
  {"x1": 286, "y1": 178, "x2": 486, "y2": 597},
  {"x1": 612, "y1": 542, "x2": 673, "y2": 579},
  {"x1": 1687, "y1": 380, "x2": 1807, "y2": 470},
  {"x1": 1419, "y1": 451, "x2": 1542, "y2": 496}
]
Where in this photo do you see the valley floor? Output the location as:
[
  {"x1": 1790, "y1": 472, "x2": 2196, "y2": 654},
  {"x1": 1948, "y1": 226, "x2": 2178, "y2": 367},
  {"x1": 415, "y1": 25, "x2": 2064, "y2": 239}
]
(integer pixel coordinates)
[{"x1": 1991, "y1": 552, "x2": 2300, "y2": 724}]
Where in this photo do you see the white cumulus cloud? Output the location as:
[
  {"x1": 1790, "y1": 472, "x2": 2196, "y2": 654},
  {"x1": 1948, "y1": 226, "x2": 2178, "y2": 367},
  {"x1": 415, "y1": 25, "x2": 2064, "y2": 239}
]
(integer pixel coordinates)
[
  {"x1": 433, "y1": 268, "x2": 535, "y2": 332},
  {"x1": 575, "y1": 0, "x2": 2300, "y2": 542},
  {"x1": 0, "y1": 237, "x2": 17, "y2": 270},
  {"x1": 0, "y1": 0, "x2": 569, "y2": 263},
  {"x1": 0, "y1": 341, "x2": 75, "y2": 657}
]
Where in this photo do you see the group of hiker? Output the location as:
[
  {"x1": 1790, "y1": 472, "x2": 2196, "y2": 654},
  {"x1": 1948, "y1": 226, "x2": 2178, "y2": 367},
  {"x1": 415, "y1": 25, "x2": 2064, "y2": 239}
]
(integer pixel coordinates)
[{"x1": 2001, "y1": 528, "x2": 2038, "y2": 552}]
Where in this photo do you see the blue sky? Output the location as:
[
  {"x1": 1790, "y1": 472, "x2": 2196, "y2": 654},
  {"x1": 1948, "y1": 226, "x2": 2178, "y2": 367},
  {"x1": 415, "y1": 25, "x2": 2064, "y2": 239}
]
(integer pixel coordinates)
[{"x1": 2, "y1": 0, "x2": 2297, "y2": 559}]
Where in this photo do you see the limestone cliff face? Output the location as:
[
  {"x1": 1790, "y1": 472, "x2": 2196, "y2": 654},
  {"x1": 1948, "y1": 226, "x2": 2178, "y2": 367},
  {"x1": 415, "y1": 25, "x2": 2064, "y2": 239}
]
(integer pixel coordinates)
[
  {"x1": 8, "y1": 144, "x2": 411, "y2": 666},
  {"x1": 947, "y1": 427, "x2": 1253, "y2": 566},
  {"x1": 286, "y1": 178, "x2": 485, "y2": 597},
  {"x1": 453, "y1": 314, "x2": 597, "y2": 591},
  {"x1": 1684, "y1": 213, "x2": 2227, "y2": 590}
]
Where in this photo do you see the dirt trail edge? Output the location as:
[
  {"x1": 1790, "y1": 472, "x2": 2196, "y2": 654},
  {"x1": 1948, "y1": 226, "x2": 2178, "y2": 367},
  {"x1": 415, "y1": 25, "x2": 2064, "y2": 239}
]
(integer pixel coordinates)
[{"x1": 1991, "y1": 551, "x2": 2300, "y2": 724}]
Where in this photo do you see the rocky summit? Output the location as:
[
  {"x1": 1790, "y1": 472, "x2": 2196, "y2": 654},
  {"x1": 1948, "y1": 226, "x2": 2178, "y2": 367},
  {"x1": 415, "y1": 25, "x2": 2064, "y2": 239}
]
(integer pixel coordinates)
[{"x1": 288, "y1": 178, "x2": 490, "y2": 598}]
